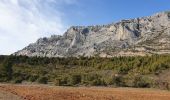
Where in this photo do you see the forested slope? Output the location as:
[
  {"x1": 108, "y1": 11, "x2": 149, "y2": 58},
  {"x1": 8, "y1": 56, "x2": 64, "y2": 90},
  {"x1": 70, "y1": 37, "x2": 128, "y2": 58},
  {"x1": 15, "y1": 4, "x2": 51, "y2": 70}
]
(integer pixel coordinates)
[{"x1": 0, "y1": 55, "x2": 170, "y2": 90}]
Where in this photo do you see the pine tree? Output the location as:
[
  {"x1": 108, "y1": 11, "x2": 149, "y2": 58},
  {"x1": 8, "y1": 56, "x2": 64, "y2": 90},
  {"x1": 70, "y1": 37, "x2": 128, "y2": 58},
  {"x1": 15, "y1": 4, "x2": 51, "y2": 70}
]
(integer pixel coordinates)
[{"x1": 2, "y1": 57, "x2": 13, "y2": 81}]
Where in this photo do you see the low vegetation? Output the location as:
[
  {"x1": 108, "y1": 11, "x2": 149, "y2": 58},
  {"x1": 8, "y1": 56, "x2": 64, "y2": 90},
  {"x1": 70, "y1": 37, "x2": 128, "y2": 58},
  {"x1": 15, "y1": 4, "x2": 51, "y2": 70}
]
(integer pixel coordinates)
[{"x1": 0, "y1": 55, "x2": 170, "y2": 89}]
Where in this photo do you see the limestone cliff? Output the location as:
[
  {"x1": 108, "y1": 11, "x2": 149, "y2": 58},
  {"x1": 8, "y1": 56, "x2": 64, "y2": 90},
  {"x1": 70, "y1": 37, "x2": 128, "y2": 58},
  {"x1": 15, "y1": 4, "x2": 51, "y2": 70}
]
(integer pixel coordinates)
[{"x1": 14, "y1": 11, "x2": 170, "y2": 57}]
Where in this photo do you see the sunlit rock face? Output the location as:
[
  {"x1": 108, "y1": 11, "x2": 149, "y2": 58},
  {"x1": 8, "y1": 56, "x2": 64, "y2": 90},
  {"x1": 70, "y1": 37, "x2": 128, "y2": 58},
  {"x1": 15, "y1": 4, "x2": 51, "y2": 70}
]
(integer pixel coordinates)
[{"x1": 14, "y1": 11, "x2": 170, "y2": 57}]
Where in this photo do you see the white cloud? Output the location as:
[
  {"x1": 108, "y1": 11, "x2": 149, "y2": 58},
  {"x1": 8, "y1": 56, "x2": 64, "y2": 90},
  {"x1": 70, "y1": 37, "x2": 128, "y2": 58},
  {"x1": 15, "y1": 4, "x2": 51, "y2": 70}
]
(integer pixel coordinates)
[{"x1": 0, "y1": 0, "x2": 76, "y2": 55}]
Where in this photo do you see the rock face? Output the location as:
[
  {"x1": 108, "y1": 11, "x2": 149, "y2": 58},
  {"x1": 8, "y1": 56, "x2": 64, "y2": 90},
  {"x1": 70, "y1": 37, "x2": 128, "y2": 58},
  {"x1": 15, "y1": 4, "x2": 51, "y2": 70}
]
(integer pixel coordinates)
[{"x1": 14, "y1": 11, "x2": 170, "y2": 57}]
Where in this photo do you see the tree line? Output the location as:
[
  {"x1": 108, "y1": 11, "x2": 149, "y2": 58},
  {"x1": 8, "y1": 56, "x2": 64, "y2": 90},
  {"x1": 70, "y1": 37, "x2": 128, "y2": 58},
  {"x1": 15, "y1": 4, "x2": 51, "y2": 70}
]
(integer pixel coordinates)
[{"x1": 0, "y1": 55, "x2": 170, "y2": 89}]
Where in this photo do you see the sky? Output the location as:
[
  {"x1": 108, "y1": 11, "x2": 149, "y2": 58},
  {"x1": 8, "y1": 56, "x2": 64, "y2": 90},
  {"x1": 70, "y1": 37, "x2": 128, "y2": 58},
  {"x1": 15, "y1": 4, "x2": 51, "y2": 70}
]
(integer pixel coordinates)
[{"x1": 0, "y1": 0, "x2": 170, "y2": 55}]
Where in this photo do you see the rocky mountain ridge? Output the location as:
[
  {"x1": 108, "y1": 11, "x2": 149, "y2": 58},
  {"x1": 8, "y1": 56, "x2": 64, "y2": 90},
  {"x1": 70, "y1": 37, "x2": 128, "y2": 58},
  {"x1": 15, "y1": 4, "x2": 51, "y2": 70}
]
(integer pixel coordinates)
[{"x1": 14, "y1": 11, "x2": 170, "y2": 57}]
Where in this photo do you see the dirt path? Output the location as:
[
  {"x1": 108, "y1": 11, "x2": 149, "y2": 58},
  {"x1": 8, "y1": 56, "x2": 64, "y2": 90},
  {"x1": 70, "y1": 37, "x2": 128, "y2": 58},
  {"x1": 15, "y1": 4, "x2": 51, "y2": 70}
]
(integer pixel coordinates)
[
  {"x1": 0, "y1": 84, "x2": 170, "y2": 100},
  {"x1": 0, "y1": 89, "x2": 23, "y2": 100}
]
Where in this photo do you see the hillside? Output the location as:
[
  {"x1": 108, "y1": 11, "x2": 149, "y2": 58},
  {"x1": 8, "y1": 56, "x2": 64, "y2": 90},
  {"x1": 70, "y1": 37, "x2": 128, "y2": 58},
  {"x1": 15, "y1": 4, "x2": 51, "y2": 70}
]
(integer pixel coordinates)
[
  {"x1": 1, "y1": 55, "x2": 170, "y2": 90},
  {"x1": 14, "y1": 11, "x2": 170, "y2": 57}
]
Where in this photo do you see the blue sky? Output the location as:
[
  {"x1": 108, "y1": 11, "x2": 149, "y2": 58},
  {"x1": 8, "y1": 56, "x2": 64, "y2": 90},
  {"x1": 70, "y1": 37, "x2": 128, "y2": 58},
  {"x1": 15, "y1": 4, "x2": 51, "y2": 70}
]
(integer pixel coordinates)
[
  {"x1": 0, "y1": 0, "x2": 170, "y2": 55},
  {"x1": 63, "y1": 0, "x2": 170, "y2": 26}
]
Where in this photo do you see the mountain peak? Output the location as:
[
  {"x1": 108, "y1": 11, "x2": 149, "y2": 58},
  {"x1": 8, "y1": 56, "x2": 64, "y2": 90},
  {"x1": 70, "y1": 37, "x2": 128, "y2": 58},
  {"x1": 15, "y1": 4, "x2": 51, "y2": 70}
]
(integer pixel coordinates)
[{"x1": 14, "y1": 11, "x2": 170, "y2": 57}]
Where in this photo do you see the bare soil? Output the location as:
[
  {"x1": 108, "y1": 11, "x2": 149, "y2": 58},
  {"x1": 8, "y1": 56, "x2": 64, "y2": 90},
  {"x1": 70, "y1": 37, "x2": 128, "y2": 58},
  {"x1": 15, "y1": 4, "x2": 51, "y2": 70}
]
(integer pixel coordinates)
[
  {"x1": 0, "y1": 89, "x2": 22, "y2": 100},
  {"x1": 0, "y1": 84, "x2": 170, "y2": 100}
]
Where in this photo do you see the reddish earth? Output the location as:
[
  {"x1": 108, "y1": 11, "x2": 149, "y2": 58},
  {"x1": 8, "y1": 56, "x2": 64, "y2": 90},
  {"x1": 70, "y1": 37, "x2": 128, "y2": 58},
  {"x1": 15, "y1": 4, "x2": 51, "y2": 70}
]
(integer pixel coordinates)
[
  {"x1": 0, "y1": 84, "x2": 170, "y2": 100},
  {"x1": 0, "y1": 89, "x2": 22, "y2": 100}
]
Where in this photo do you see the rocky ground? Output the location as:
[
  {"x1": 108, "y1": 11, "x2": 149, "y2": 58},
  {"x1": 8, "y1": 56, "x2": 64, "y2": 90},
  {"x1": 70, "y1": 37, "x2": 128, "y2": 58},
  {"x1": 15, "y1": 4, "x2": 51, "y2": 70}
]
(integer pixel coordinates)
[{"x1": 0, "y1": 84, "x2": 170, "y2": 100}]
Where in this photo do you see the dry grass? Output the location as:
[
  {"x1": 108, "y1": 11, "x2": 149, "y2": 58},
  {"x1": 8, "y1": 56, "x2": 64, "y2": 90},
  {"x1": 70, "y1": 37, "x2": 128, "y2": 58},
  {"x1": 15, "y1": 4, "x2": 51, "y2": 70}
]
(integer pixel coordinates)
[{"x1": 0, "y1": 84, "x2": 170, "y2": 100}]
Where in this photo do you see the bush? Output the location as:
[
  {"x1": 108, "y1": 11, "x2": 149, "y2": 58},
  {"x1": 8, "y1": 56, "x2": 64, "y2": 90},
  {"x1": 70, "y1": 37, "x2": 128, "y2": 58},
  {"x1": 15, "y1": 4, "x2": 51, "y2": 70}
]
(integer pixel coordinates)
[
  {"x1": 68, "y1": 74, "x2": 81, "y2": 85},
  {"x1": 154, "y1": 81, "x2": 169, "y2": 90},
  {"x1": 133, "y1": 76, "x2": 152, "y2": 88},
  {"x1": 90, "y1": 78, "x2": 104, "y2": 86},
  {"x1": 29, "y1": 75, "x2": 39, "y2": 82},
  {"x1": 1, "y1": 55, "x2": 170, "y2": 90},
  {"x1": 112, "y1": 76, "x2": 125, "y2": 87},
  {"x1": 104, "y1": 77, "x2": 115, "y2": 85},
  {"x1": 2, "y1": 58, "x2": 13, "y2": 80},
  {"x1": 37, "y1": 76, "x2": 48, "y2": 84},
  {"x1": 55, "y1": 76, "x2": 69, "y2": 86},
  {"x1": 55, "y1": 79, "x2": 61, "y2": 86},
  {"x1": 13, "y1": 77, "x2": 23, "y2": 84}
]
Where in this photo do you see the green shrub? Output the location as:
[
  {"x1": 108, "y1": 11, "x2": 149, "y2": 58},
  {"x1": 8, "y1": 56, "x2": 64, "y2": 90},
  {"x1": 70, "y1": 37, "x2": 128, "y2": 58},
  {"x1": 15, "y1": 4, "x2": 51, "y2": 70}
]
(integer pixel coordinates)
[
  {"x1": 13, "y1": 77, "x2": 23, "y2": 84},
  {"x1": 0, "y1": 55, "x2": 170, "y2": 90},
  {"x1": 1, "y1": 58, "x2": 13, "y2": 80},
  {"x1": 104, "y1": 77, "x2": 115, "y2": 85},
  {"x1": 57, "y1": 76, "x2": 69, "y2": 86},
  {"x1": 55, "y1": 79, "x2": 61, "y2": 86},
  {"x1": 112, "y1": 76, "x2": 125, "y2": 87},
  {"x1": 29, "y1": 75, "x2": 39, "y2": 82},
  {"x1": 133, "y1": 76, "x2": 152, "y2": 88},
  {"x1": 68, "y1": 74, "x2": 81, "y2": 85},
  {"x1": 37, "y1": 76, "x2": 48, "y2": 84},
  {"x1": 90, "y1": 78, "x2": 105, "y2": 86}
]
